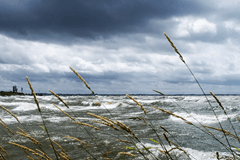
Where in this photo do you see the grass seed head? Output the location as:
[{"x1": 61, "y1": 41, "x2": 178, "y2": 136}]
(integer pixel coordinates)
[
  {"x1": 126, "y1": 94, "x2": 146, "y2": 114},
  {"x1": 17, "y1": 131, "x2": 42, "y2": 145},
  {"x1": 49, "y1": 90, "x2": 69, "y2": 108},
  {"x1": 164, "y1": 32, "x2": 185, "y2": 63},
  {"x1": 210, "y1": 91, "x2": 226, "y2": 113},
  {"x1": 152, "y1": 105, "x2": 192, "y2": 125},
  {"x1": 0, "y1": 146, "x2": 9, "y2": 157},
  {"x1": 53, "y1": 103, "x2": 75, "y2": 121},
  {"x1": 65, "y1": 136, "x2": 91, "y2": 148},
  {"x1": 92, "y1": 120, "x2": 120, "y2": 131},
  {"x1": 73, "y1": 121, "x2": 99, "y2": 130},
  {"x1": 26, "y1": 76, "x2": 41, "y2": 113},
  {"x1": 9, "y1": 142, "x2": 46, "y2": 159},
  {"x1": 0, "y1": 122, "x2": 14, "y2": 135},
  {"x1": 152, "y1": 89, "x2": 166, "y2": 96},
  {"x1": 27, "y1": 155, "x2": 34, "y2": 160},
  {"x1": 0, "y1": 105, "x2": 20, "y2": 123},
  {"x1": 118, "y1": 152, "x2": 136, "y2": 157},
  {"x1": 36, "y1": 149, "x2": 53, "y2": 160},
  {"x1": 69, "y1": 67, "x2": 94, "y2": 94}
]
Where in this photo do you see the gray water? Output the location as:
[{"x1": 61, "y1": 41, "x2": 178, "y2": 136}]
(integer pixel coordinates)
[{"x1": 0, "y1": 95, "x2": 240, "y2": 160}]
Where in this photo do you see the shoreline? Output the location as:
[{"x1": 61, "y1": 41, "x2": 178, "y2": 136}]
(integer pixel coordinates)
[{"x1": 0, "y1": 91, "x2": 26, "y2": 96}]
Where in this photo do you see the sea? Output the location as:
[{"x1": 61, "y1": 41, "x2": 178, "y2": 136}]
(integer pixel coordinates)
[{"x1": 0, "y1": 94, "x2": 240, "y2": 160}]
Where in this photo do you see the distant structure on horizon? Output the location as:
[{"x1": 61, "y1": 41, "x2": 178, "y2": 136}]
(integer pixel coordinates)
[
  {"x1": 21, "y1": 87, "x2": 23, "y2": 93},
  {"x1": 13, "y1": 85, "x2": 18, "y2": 92}
]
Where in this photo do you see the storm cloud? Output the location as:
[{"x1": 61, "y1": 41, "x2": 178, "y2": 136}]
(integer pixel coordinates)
[{"x1": 0, "y1": 0, "x2": 205, "y2": 41}]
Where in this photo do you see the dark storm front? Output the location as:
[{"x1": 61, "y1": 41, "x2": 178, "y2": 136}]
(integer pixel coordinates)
[{"x1": 0, "y1": 95, "x2": 239, "y2": 159}]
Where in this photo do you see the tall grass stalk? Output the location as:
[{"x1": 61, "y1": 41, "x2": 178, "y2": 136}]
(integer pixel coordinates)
[
  {"x1": 164, "y1": 32, "x2": 239, "y2": 158},
  {"x1": 26, "y1": 76, "x2": 59, "y2": 160}
]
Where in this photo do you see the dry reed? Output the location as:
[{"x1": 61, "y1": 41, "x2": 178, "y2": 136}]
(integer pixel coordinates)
[
  {"x1": 159, "y1": 125, "x2": 170, "y2": 135},
  {"x1": 116, "y1": 139, "x2": 132, "y2": 144},
  {"x1": 163, "y1": 132, "x2": 171, "y2": 146},
  {"x1": 73, "y1": 121, "x2": 99, "y2": 130},
  {"x1": 49, "y1": 90, "x2": 69, "y2": 108},
  {"x1": 92, "y1": 120, "x2": 120, "y2": 131},
  {"x1": 118, "y1": 152, "x2": 136, "y2": 157},
  {"x1": 53, "y1": 103, "x2": 75, "y2": 121},
  {"x1": 58, "y1": 151, "x2": 70, "y2": 160},
  {"x1": 0, "y1": 105, "x2": 20, "y2": 123},
  {"x1": 209, "y1": 92, "x2": 226, "y2": 113},
  {"x1": 168, "y1": 140, "x2": 179, "y2": 148},
  {"x1": 88, "y1": 112, "x2": 120, "y2": 131},
  {"x1": 50, "y1": 145, "x2": 70, "y2": 160},
  {"x1": 17, "y1": 127, "x2": 42, "y2": 145},
  {"x1": 115, "y1": 120, "x2": 139, "y2": 140},
  {"x1": 64, "y1": 136, "x2": 91, "y2": 148},
  {"x1": 87, "y1": 112, "x2": 115, "y2": 124},
  {"x1": 23, "y1": 82, "x2": 59, "y2": 160},
  {"x1": 27, "y1": 155, "x2": 34, "y2": 160},
  {"x1": 50, "y1": 139, "x2": 68, "y2": 156},
  {"x1": 163, "y1": 32, "x2": 185, "y2": 63},
  {"x1": 26, "y1": 76, "x2": 41, "y2": 113},
  {"x1": 17, "y1": 131, "x2": 42, "y2": 145},
  {"x1": 128, "y1": 117, "x2": 141, "y2": 120},
  {"x1": 126, "y1": 94, "x2": 146, "y2": 114},
  {"x1": 152, "y1": 89, "x2": 166, "y2": 96},
  {"x1": 202, "y1": 125, "x2": 240, "y2": 140},
  {"x1": 69, "y1": 67, "x2": 94, "y2": 94},
  {"x1": 9, "y1": 142, "x2": 47, "y2": 159},
  {"x1": 103, "y1": 151, "x2": 112, "y2": 157},
  {"x1": 0, "y1": 152, "x2": 5, "y2": 160},
  {"x1": 22, "y1": 149, "x2": 33, "y2": 160},
  {"x1": 36, "y1": 149, "x2": 53, "y2": 160},
  {"x1": 0, "y1": 146, "x2": 9, "y2": 157},
  {"x1": 152, "y1": 105, "x2": 193, "y2": 125},
  {"x1": 209, "y1": 91, "x2": 239, "y2": 142},
  {"x1": 159, "y1": 147, "x2": 185, "y2": 155},
  {"x1": 158, "y1": 147, "x2": 178, "y2": 154},
  {"x1": 26, "y1": 80, "x2": 58, "y2": 159},
  {"x1": 0, "y1": 119, "x2": 6, "y2": 126},
  {"x1": 114, "y1": 120, "x2": 132, "y2": 133},
  {"x1": 0, "y1": 121, "x2": 14, "y2": 135},
  {"x1": 141, "y1": 117, "x2": 147, "y2": 124},
  {"x1": 26, "y1": 78, "x2": 60, "y2": 158}
]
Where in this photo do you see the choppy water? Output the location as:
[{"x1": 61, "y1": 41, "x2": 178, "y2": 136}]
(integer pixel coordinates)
[{"x1": 1, "y1": 95, "x2": 240, "y2": 160}]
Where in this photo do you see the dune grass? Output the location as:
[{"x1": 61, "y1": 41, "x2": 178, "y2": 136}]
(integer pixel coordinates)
[{"x1": 0, "y1": 33, "x2": 239, "y2": 160}]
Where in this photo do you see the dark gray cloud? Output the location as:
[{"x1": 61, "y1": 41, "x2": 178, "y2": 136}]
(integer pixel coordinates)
[{"x1": 0, "y1": 0, "x2": 204, "y2": 43}]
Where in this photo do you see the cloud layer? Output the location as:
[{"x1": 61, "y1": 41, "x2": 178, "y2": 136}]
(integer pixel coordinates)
[{"x1": 1, "y1": 0, "x2": 240, "y2": 94}]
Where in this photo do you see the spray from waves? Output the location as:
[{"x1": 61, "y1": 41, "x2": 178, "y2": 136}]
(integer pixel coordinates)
[{"x1": 170, "y1": 112, "x2": 237, "y2": 124}]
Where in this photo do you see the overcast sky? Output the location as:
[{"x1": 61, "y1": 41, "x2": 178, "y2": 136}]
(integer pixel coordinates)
[{"x1": 1, "y1": 0, "x2": 240, "y2": 94}]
